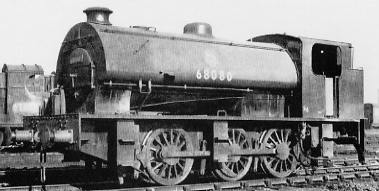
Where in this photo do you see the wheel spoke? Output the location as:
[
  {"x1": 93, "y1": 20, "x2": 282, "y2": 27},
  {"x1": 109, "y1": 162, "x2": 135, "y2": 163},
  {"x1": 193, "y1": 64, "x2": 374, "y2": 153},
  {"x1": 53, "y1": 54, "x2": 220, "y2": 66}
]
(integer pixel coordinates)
[
  {"x1": 237, "y1": 131, "x2": 242, "y2": 144},
  {"x1": 240, "y1": 139, "x2": 247, "y2": 147},
  {"x1": 150, "y1": 146, "x2": 158, "y2": 152},
  {"x1": 272, "y1": 159, "x2": 279, "y2": 170},
  {"x1": 173, "y1": 164, "x2": 179, "y2": 177},
  {"x1": 285, "y1": 160, "x2": 290, "y2": 171},
  {"x1": 274, "y1": 160, "x2": 280, "y2": 170},
  {"x1": 178, "y1": 141, "x2": 185, "y2": 149},
  {"x1": 178, "y1": 160, "x2": 185, "y2": 170},
  {"x1": 269, "y1": 137, "x2": 278, "y2": 145},
  {"x1": 153, "y1": 162, "x2": 164, "y2": 171},
  {"x1": 236, "y1": 162, "x2": 241, "y2": 172},
  {"x1": 285, "y1": 158, "x2": 292, "y2": 169},
  {"x1": 232, "y1": 129, "x2": 236, "y2": 144},
  {"x1": 285, "y1": 130, "x2": 290, "y2": 143},
  {"x1": 280, "y1": 130, "x2": 284, "y2": 143},
  {"x1": 174, "y1": 133, "x2": 180, "y2": 145},
  {"x1": 162, "y1": 132, "x2": 169, "y2": 145},
  {"x1": 168, "y1": 165, "x2": 173, "y2": 179},
  {"x1": 265, "y1": 142, "x2": 274, "y2": 149},
  {"x1": 231, "y1": 163, "x2": 236, "y2": 173},
  {"x1": 274, "y1": 131, "x2": 281, "y2": 143},
  {"x1": 277, "y1": 160, "x2": 282, "y2": 172},
  {"x1": 170, "y1": 129, "x2": 174, "y2": 144},
  {"x1": 266, "y1": 157, "x2": 274, "y2": 165},
  {"x1": 281, "y1": 160, "x2": 286, "y2": 172},
  {"x1": 158, "y1": 163, "x2": 168, "y2": 175},
  {"x1": 154, "y1": 137, "x2": 164, "y2": 147},
  {"x1": 238, "y1": 160, "x2": 244, "y2": 168}
]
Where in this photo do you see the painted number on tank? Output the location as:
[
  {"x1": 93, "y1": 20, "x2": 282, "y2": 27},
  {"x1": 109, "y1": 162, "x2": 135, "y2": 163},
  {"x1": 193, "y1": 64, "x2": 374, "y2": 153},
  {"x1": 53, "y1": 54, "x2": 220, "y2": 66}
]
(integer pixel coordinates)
[{"x1": 196, "y1": 69, "x2": 232, "y2": 81}]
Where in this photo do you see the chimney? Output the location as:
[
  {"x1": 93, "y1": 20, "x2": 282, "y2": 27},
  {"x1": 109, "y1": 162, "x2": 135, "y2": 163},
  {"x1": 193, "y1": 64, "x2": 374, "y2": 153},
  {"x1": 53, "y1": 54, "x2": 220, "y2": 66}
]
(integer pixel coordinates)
[{"x1": 83, "y1": 7, "x2": 113, "y2": 25}]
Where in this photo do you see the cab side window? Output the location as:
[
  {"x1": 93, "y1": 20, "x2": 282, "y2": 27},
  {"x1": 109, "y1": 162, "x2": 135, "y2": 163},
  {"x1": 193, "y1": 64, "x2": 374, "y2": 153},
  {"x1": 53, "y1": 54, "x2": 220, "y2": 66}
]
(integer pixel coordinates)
[{"x1": 312, "y1": 44, "x2": 341, "y2": 77}]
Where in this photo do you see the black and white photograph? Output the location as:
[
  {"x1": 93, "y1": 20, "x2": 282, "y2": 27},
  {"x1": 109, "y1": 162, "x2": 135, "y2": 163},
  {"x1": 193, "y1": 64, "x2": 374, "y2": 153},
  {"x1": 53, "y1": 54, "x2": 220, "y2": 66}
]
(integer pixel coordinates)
[{"x1": 0, "y1": 1, "x2": 379, "y2": 190}]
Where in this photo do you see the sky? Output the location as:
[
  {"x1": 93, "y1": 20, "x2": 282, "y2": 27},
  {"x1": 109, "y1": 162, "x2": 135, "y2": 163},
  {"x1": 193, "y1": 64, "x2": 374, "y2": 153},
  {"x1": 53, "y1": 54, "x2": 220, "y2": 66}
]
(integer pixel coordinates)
[{"x1": 0, "y1": 0, "x2": 378, "y2": 103}]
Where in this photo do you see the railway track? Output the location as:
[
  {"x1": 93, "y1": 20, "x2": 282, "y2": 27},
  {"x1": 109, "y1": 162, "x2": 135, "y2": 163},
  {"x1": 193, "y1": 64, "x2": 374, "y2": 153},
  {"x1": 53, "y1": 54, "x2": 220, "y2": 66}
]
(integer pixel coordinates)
[
  {"x1": 2, "y1": 132, "x2": 379, "y2": 190},
  {"x1": 2, "y1": 156, "x2": 379, "y2": 191}
]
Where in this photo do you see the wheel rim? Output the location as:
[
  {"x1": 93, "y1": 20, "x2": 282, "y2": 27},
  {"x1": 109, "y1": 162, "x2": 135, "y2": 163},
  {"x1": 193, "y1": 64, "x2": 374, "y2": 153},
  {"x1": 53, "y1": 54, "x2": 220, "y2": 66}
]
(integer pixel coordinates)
[
  {"x1": 261, "y1": 128, "x2": 297, "y2": 178},
  {"x1": 294, "y1": 141, "x2": 311, "y2": 167},
  {"x1": 139, "y1": 166, "x2": 157, "y2": 184},
  {"x1": 145, "y1": 129, "x2": 193, "y2": 185},
  {"x1": 214, "y1": 129, "x2": 252, "y2": 181}
]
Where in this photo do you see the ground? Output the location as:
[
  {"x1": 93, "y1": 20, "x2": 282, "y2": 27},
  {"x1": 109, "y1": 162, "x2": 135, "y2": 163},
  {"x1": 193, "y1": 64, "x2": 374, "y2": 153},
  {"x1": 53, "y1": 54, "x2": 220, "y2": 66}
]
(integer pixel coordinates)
[{"x1": 272, "y1": 180, "x2": 379, "y2": 191}]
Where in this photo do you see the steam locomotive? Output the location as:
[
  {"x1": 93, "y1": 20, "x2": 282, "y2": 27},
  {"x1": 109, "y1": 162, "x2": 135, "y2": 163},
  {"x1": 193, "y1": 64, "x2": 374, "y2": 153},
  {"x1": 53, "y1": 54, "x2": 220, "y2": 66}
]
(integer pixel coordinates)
[{"x1": 2, "y1": 7, "x2": 366, "y2": 186}]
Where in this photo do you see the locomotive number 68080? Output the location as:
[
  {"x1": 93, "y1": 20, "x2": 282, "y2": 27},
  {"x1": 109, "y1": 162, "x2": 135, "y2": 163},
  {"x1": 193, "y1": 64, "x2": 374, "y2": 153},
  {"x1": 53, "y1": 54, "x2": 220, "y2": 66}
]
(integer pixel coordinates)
[{"x1": 196, "y1": 69, "x2": 232, "y2": 81}]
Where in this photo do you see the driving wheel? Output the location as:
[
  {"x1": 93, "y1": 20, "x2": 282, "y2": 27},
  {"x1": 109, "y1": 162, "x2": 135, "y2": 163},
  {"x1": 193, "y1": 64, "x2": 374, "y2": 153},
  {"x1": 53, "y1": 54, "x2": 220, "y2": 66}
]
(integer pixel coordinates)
[
  {"x1": 145, "y1": 128, "x2": 194, "y2": 185},
  {"x1": 261, "y1": 128, "x2": 297, "y2": 178},
  {"x1": 214, "y1": 128, "x2": 252, "y2": 181}
]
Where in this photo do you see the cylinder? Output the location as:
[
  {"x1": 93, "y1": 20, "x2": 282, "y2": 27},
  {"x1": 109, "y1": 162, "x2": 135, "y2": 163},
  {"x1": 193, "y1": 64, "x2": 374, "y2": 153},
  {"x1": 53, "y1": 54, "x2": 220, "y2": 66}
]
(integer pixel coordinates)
[
  {"x1": 53, "y1": 130, "x2": 73, "y2": 143},
  {"x1": 13, "y1": 130, "x2": 34, "y2": 142}
]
